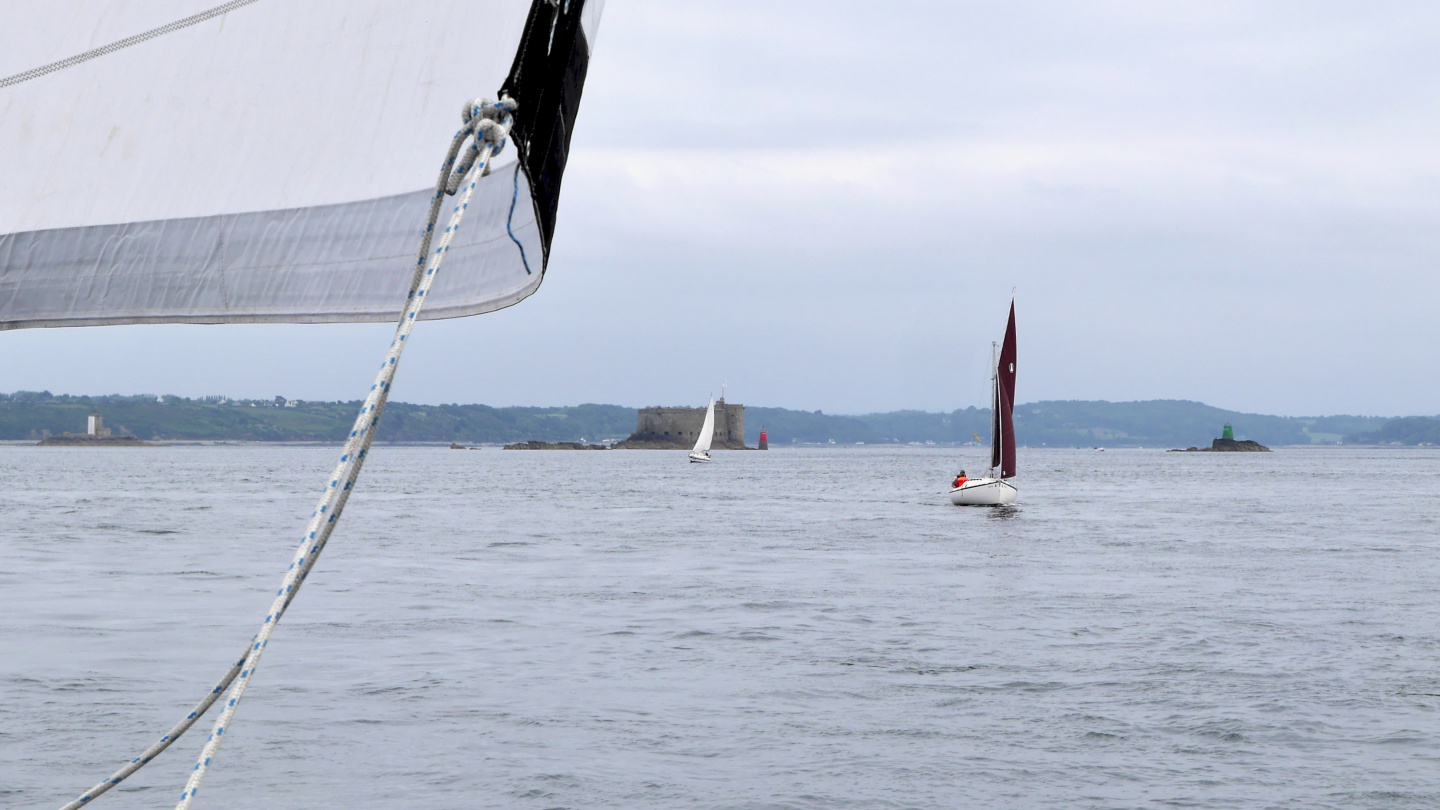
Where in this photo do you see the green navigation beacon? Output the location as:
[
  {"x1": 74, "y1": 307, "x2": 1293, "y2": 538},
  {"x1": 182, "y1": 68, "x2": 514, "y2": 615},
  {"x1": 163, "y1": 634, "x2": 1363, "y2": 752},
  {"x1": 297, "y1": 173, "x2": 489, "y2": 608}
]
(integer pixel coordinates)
[{"x1": 1222, "y1": 423, "x2": 1234, "y2": 440}]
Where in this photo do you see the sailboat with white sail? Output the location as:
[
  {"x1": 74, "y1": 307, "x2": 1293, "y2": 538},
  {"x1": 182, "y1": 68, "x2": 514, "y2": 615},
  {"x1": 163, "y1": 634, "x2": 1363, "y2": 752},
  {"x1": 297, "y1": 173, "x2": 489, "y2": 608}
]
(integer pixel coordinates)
[
  {"x1": 689, "y1": 396, "x2": 716, "y2": 463},
  {"x1": 950, "y1": 299, "x2": 1018, "y2": 506}
]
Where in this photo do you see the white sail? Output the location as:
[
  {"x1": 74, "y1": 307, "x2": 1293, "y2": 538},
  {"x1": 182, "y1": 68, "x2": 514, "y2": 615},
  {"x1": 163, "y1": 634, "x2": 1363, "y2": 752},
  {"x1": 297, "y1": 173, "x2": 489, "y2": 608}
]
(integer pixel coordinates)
[
  {"x1": 692, "y1": 397, "x2": 716, "y2": 454},
  {"x1": 0, "y1": 0, "x2": 603, "y2": 329}
]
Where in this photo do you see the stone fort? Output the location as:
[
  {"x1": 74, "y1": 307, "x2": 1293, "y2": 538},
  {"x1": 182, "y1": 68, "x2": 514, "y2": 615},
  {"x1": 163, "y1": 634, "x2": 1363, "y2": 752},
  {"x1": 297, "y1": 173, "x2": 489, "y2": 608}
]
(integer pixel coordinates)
[{"x1": 618, "y1": 399, "x2": 747, "y2": 449}]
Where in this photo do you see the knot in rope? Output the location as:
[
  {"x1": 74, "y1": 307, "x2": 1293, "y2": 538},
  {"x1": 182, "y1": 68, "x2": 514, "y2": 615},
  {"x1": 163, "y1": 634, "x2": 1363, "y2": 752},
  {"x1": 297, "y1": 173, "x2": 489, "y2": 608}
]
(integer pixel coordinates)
[{"x1": 445, "y1": 96, "x2": 517, "y2": 194}]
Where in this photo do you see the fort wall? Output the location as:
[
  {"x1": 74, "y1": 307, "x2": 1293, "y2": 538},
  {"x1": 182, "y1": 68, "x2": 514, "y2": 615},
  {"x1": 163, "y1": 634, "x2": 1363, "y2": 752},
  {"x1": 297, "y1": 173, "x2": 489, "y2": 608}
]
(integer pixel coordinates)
[{"x1": 617, "y1": 399, "x2": 747, "y2": 449}]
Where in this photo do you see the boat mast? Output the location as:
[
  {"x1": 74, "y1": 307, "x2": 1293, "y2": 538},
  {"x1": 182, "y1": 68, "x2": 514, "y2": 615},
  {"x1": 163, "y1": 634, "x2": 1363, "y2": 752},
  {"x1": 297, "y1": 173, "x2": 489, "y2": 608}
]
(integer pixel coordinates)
[{"x1": 989, "y1": 340, "x2": 999, "y2": 475}]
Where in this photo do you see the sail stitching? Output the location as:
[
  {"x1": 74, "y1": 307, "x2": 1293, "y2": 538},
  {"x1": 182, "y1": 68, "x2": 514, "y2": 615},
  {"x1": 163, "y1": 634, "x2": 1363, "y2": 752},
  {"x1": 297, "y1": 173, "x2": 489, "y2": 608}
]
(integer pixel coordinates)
[{"x1": 0, "y1": 0, "x2": 264, "y2": 90}]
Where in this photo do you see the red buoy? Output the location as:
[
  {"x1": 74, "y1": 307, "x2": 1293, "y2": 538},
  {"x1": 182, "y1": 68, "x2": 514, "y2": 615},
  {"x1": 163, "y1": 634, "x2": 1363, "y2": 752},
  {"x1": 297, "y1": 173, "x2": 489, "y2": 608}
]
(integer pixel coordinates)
[{"x1": 758, "y1": 427, "x2": 768, "y2": 450}]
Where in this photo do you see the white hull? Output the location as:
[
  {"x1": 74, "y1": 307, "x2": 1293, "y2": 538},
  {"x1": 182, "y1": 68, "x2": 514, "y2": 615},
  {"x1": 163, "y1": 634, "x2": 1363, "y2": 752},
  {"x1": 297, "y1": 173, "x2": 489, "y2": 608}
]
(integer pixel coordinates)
[
  {"x1": 948, "y1": 477, "x2": 1017, "y2": 506},
  {"x1": 688, "y1": 452, "x2": 712, "y2": 463}
]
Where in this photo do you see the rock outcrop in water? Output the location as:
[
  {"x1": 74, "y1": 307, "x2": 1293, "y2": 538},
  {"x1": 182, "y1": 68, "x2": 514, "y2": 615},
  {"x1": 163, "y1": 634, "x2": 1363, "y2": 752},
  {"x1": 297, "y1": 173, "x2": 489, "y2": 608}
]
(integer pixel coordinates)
[
  {"x1": 1170, "y1": 422, "x2": 1270, "y2": 452},
  {"x1": 503, "y1": 441, "x2": 609, "y2": 450},
  {"x1": 37, "y1": 434, "x2": 151, "y2": 447},
  {"x1": 1170, "y1": 437, "x2": 1271, "y2": 452}
]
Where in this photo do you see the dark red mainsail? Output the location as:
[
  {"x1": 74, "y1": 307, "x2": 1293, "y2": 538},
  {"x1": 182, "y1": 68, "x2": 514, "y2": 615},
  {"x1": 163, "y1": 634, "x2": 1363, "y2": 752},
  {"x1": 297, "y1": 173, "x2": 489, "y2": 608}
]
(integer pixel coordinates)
[{"x1": 989, "y1": 300, "x2": 1017, "y2": 478}]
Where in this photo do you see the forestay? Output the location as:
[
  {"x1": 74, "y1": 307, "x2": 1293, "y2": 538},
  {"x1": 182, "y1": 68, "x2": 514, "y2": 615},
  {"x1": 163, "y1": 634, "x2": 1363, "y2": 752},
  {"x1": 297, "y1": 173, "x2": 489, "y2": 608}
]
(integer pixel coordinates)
[{"x1": 0, "y1": 0, "x2": 602, "y2": 330}]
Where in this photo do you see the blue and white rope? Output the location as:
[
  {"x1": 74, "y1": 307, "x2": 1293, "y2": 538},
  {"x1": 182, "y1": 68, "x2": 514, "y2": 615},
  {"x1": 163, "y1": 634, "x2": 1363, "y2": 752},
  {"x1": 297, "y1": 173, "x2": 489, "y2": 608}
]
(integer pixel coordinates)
[
  {"x1": 56, "y1": 643, "x2": 253, "y2": 810},
  {"x1": 173, "y1": 95, "x2": 516, "y2": 810},
  {"x1": 55, "y1": 96, "x2": 515, "y2": 810}
]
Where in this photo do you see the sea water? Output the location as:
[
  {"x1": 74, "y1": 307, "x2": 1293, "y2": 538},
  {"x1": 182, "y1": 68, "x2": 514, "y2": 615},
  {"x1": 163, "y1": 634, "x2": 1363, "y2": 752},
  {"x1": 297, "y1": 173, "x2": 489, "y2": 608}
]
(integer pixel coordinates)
[{"x1": 1, "y1": 445, "x2": 1437, "y2": 809}]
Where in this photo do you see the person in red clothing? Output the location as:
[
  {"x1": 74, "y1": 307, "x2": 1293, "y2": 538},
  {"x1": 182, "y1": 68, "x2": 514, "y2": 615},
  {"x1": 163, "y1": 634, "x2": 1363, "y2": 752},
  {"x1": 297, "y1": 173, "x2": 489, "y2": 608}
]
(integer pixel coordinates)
[{"x1": 952, "y1": 470, "x2": 968, "y2": 489}]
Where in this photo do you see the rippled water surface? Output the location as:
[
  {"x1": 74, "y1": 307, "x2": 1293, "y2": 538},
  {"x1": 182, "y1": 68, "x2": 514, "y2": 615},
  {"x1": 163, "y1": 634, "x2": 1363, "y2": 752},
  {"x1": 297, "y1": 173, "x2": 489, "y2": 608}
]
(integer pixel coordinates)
[{"x1": 2, "y1": 445, "x2": 1438, "y2": 809}]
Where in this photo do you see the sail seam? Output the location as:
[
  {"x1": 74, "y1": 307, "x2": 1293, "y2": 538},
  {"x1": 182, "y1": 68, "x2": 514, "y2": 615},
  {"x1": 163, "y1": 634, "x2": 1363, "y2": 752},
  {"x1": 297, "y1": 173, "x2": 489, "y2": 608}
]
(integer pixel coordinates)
[{"x1": 0, "y1": 0, "x2": 264, "y2": 90}]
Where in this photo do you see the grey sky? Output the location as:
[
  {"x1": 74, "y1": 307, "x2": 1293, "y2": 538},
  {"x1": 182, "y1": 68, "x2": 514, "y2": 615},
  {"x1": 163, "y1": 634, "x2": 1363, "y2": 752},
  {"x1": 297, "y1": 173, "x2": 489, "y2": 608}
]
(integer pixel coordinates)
[{"x1": 7, "y1": 1, "x2": 1439, "y2": 415}]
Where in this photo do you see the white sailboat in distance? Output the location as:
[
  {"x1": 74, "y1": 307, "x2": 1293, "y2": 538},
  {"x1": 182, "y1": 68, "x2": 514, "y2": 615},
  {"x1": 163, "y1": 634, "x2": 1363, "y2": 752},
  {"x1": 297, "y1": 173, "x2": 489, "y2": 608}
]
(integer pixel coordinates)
[
  {"x1": 950, "y1": 299, "x2": 1018, "y2": 506},
  {"x1": 689, "y1": 396, "x2": 716, "y2": 463}
]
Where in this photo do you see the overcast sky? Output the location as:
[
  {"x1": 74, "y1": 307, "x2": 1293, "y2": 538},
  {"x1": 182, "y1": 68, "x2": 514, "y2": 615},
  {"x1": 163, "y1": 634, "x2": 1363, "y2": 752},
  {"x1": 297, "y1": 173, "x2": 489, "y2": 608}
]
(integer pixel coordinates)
[{"x1": 7, "y1": 1, "x2": 1440, "y2": 416}]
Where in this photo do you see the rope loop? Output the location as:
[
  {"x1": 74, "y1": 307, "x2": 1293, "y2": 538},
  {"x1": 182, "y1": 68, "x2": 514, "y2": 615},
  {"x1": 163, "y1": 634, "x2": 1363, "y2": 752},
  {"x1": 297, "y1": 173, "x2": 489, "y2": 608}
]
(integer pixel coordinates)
[{"x1": 446, "y1": 96, "x2": 516, "y2": 194}]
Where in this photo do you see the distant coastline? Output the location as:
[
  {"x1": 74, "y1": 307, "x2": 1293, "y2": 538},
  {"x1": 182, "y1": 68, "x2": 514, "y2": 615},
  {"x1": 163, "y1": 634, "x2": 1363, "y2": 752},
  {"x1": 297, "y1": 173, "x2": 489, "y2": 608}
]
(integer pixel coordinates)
[{"x1": 0, "y1": 392, "x2": 1433, "y2": 448}]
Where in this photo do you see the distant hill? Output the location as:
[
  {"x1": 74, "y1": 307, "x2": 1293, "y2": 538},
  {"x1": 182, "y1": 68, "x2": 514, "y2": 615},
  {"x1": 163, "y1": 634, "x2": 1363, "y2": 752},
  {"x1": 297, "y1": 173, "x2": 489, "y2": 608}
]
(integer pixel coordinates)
[
  {"x1": 751, "y1": 400, "x2": 1391, "y2": 448},
  {"x1": 0, "y1": 392, "x2": 1404, "y2": 447},
  {"x1": 1002, "y1": 400, "x2": 1388, "y2": 449},
  {"x1": 1345, "y1": 417, "x2": 1440, "y2": 446},
  {"x1": 0, "y1": 392, "x2": 634, "y2": 444}
]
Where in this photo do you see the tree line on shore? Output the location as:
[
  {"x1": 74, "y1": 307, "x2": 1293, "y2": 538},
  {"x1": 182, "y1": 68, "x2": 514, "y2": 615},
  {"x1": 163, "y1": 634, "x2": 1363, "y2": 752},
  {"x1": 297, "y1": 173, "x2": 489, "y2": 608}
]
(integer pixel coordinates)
[{"x1": 0, "y1": 391, "x2": 1428, "y2": 447}]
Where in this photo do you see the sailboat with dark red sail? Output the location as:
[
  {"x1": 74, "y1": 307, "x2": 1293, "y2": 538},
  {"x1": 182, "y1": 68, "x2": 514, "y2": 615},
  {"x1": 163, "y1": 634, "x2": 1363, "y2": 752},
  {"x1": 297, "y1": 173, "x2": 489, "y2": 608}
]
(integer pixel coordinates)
[{"x1": 950, "y1": 299, "x2": 1018, "y2": 506}]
